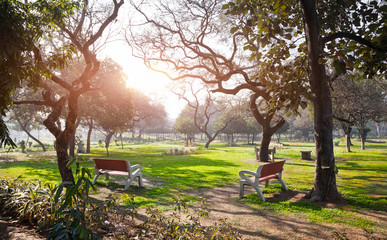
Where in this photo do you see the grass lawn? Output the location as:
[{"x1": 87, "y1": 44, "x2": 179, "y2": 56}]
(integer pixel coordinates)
[{"x1": 0, "y1": 140, "x2": 386, "y2": 235}]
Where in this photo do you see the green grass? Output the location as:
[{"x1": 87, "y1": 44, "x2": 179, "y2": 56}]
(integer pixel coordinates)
[{"x1": 0, "y1": 140, "x2": 386, "y2": 231}]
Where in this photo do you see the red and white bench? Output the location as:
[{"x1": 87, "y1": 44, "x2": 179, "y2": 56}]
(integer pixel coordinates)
[
  {"x1": 239, "y1": 160, "x2": 287, "y2": 201},
  {"x1": 92, "y1": 158, "x2": 143, "y2": 190}
]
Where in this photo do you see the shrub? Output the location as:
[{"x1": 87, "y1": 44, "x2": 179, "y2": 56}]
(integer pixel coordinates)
[{"x1": 0, "y1": 157, "x2": 103, "y2": 239}]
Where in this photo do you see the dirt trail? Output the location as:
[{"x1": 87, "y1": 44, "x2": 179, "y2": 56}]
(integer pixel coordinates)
[{"x1": 191, "y1": 184, "x2": 386, "y2": 240}]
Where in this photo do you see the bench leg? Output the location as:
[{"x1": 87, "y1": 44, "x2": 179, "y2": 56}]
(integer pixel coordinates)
[
  {"x1": 125, "y1": 178, "x2": 133, "y2": 191},
  {"x1": 252, "y1": 184, "x2": 266, "y2": 202},
  {"x1": 240, "y1": 181, "x2": 266, "y2": 202},
  {"x1": 277, "y1": 172, "x2": 287, "y2": 191},
  {"x1": 92, "y1": 173, "x2": 100, "y2": 185},
  {"x1": 239, "y1": 181, "x2": 245, "y2": 198},
  {"x1": 138, "y1": 175, "x2": 143, "y2": 187},
  {"x1": 278, "y1": 178, "x2": 287, "y2": 191},
  {"x1": 265, "y1": 180, "x2": 269, "y2": 188}
]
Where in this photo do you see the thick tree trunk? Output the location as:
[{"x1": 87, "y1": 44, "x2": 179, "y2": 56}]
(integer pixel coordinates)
[
  {"x1": 56, "y1": 139, "x2": 75, "y2": 184},
  {"x1": 301, "y1": 0, "x2": 340, "y2": 202},
  {"x1": 259, "y1": 129, "x2": 271, "y2": 162},
  {"x1": 69, "y1": 137, "x2": 75, "y2": 157}
]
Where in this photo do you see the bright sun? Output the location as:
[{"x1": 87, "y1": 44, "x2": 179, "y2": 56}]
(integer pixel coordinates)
[{"x1": 102, "y1": 42, "x2": 185, "y2": 119}]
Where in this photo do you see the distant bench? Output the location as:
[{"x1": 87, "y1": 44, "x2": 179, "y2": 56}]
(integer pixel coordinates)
[
  {"x1": 300, "y1": 150, "x2": 312, "y2": 160},
  {"x1": 239, "y1": 160, "x2": 287, "y2": 202},
  {"x1": 92, "y1": 158, "x2": 143, "y2": 190},
  {"x1": 254, "y1": 147, "x2": 276, "y2": 161}
]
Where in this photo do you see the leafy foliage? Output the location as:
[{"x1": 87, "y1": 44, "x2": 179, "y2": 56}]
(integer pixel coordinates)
[{"x1": 0, "y1": 157, "x2": 102, "y2": 239}]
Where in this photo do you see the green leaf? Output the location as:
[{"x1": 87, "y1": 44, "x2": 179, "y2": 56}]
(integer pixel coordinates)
[
  {"x1": 230, "y1": 26, "x2": 239, "y2": 34},
  {"x1": 333, "y1": 60, "x2": 347, "y2": 75}
]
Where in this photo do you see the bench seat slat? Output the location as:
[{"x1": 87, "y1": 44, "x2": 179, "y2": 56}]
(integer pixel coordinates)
[
  {"x1": 258, "y1": 174, "x2": 278, "y2": 182},
  {"x1": 99, "y1": 169, "x2": 129, "y2": 176}
]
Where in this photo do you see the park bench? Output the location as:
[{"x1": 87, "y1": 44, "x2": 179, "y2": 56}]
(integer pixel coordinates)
[
  {"x1": 92, "y1": 158, "x2": 143, "y2": 190},
  {"x1": 254, "y1": 147, "x2": 276, "y2": 161},
  {"x1": 239, "y1": 160, "x2": 287, "y2": 202}
]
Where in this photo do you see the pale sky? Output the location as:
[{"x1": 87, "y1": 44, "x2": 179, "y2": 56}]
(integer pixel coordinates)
[{"x1": 101, "y1": 41, "x2": 185, "y2": 119}]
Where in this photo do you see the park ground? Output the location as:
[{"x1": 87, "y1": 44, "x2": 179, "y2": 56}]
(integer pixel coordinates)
[{"x1": 0, "y1": 140, "x2": 386, "y2": 239}]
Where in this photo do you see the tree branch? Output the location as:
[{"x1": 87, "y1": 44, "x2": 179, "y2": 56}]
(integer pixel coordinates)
[{"x1": 322, "y1": 32, "x2": 386, "y2": 53}]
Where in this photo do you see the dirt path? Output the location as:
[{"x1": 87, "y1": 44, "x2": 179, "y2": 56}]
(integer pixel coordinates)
[
  {"x1": 0, "y1": 218, "x2": 45, "y2": 240},
  {"x1": 93, "y1": 180, "x2": 385, "y2": 239},
  {"x1": 191, "y1": 184, "x2": 386, "y2": 240},
  {"x1": 192, "y1": 185, "x2": 333, "y2": 240}
]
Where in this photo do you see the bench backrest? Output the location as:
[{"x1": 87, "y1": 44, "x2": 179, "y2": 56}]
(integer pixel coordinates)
[
  {"x1": 93, "y1": 158, "x2": 129, "y2": 172},
  {"x1": 258, "y1": 160, "x2": 285, "y2": 178}
]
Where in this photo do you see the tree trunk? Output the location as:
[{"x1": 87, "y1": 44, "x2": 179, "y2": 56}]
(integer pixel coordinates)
[
  {"x1": 86, "y1": 119, "x2": 93, "y2": 153},
  {"x1": 359, "y1": 127, "x2": 366, "y2": 150},
  {"x1": 69, "y1": 134, "x2": 76, "y2": 157},
  {"x1": 341, "y1": 123, "x2": 352, "y2": 152},
  {"x1": 301, "y1": 0, "x2": 340, "y2": 202},
  {"x1": 204, "y1": 136, "x2": 215, "y2": 149},
  {"x1": 345, "y1": 131, "x2": 352, "y2": 152},
  {"x1": 55, "y1": 139, "x2": 75, "y2": 184},
  {"x1": 69, "y1": 119, "x2": 80, "y2": 157},
  {"x1": 259, "y1": 129, "x2": 271, "y2": 162},
  {"x1": 105, "y1": 131, "x2": 115, "y2": 156},
  {"x1": 120, "y1": 132, "x2": 124, "y2": 149},
  {"x1": 16, "y1": 119, "x2": 46, "y2": 152},
  {"x1": 25, "y1": 129, "x2": 46, "y2": 152}
]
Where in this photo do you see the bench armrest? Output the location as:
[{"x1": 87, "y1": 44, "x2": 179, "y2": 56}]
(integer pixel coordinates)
[
  {"x1": 130, "y1": 164, "x2": 143, "y2": 174},
  {"x1": 239, "y1": 170, "x2": 260, "y2": 179}
]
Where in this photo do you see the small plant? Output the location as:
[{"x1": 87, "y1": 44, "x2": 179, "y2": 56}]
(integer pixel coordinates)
[{"x1": 333, "y1": 230, "x2": 349, "y2": 240}]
